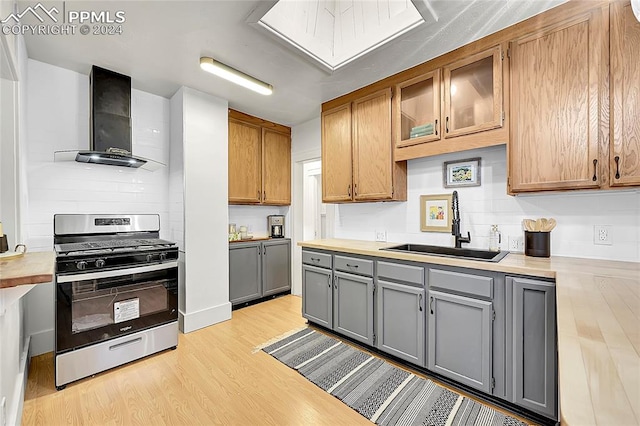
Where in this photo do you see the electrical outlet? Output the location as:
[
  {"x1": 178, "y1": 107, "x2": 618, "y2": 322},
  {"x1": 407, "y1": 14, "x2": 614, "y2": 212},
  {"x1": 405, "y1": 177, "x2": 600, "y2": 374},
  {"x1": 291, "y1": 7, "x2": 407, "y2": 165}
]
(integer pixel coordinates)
[
  {"x1": 508, "y1": 236, "x2": 523, "y2": 252},
  {"x1": 594, "y1": 225, "x2": 612, "y2": 245},
  {"x1": 375, "y1": 230, "x2": 387, "y2": 242}
]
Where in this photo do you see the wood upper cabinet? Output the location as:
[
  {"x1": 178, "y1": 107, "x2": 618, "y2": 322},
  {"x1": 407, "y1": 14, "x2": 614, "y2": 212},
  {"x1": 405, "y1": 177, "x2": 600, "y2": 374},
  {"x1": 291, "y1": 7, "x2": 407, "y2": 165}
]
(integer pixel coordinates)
[
  {"x1": 262, "y1": 128, "x2": 291, "y2": 204},
  {"x1": 322, "y1": 103, "x2": 353, "y2": 202},
  {"x1": 228, "y1": 110, "x2": 291, "y2": 205},
  {"x1": 393, "y1": 45, "x2": 507, "y2": 160},
  {"x1": 509, "y1": 9, "x2": 607, "y2": 193},
  {"x1": 322, "y1": 88, "x2": 406, "y2": 203},
  {"x1": 229, "y1": 119, "x2": 262, "y2": 204},
  {"x1": 352, "y1": 89, "x2": 394, "y2": 201},
  {"x1": 395, "y1": 70, "x2": 441, "y2": 148},
  {"x1": 610, "y1": 1, "x2": 640, "y2": 187},
  {"x1": 443, "y1": 46, "x2": 503, "y2": 138}
]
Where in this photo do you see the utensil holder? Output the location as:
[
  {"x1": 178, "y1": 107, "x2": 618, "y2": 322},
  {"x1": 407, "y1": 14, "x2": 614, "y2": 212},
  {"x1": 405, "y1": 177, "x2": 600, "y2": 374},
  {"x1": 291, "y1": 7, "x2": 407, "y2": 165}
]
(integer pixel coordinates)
[
  {"x1": 524, "y1": 231, "x2": 550, "y2": 257},
  {"x1": 0, "y1": 235, "x2": 7, "y2": 253}
]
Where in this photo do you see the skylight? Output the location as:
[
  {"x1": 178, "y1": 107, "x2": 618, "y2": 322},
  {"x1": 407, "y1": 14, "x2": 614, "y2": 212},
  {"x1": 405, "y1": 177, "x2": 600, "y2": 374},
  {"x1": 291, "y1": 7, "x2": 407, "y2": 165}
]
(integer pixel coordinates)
[{"x1": 258, "y1": 0, "x2": 425, "y2": 72}]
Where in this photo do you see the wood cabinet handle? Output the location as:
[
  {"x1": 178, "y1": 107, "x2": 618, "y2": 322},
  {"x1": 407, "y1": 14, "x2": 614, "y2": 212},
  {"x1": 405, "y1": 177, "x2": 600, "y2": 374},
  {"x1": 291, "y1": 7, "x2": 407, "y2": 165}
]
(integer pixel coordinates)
[
  {"x1": 430, "y1": 296, "x2": 434, "y2": 315},
  {"x1": 354, "y1": 183, "x2": 358, "y2": 196},
  {"x1": 592, "y1": 159, "x2": 598, "y2": 182},
  {"x1": 434, "y1": 119, "x2": 438, "y2": 136},
  {"x1": 614, "y1": 156, "x2": 620, "y2": 179},
  {"x1": 257, "y1": 190, "x2": 260, "y2": 200},
  {"x1": 348, "y1": 184, "x2": 351, "y2": 197},
  {"x1": 419, "y1": 293, "x2": 423, "y2": 312},
  {"x1": 445, "y1": 117, "x2": 450, "y2": 133}
]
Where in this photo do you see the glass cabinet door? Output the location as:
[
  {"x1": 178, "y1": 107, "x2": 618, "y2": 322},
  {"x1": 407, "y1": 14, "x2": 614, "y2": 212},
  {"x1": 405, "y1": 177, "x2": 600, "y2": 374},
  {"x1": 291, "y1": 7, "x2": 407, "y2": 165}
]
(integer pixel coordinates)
[
  {"x1": 443, "y1": 46, "x2": 503, "y2": 138},
  {"x1": 395, "y1": 70, "x2": 441, "y2": 148}
]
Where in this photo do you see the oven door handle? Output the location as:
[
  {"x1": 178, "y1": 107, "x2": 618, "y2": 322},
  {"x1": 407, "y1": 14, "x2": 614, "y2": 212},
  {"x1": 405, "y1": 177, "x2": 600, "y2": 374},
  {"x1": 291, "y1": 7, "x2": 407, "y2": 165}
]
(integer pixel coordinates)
[{"x1": 56, "y1": 261, "x2": 178, "y2": 283}]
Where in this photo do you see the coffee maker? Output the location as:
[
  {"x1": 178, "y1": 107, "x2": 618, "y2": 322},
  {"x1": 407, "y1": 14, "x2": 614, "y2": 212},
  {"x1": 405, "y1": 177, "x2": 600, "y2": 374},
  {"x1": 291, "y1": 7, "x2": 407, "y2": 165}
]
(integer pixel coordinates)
[{"x1": 268, "y1": 215, "x2": 284, "y2": 238}]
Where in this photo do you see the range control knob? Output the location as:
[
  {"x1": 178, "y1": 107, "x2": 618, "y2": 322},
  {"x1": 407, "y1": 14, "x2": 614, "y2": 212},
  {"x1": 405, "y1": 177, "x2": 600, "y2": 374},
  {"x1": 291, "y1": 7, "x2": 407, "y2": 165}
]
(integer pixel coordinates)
[
  {"x1": 95, "y1": 259, "x2": 106, "y2": 268},
  {"x1": 146, "y1": 254, "x2": 154, "y2": 262},
  {"x1": 76, "y1": 261, "x2": 87, "y2": 270},
  {"x1": 159, "y1": 252, "x2": 167, "y2": 261}
]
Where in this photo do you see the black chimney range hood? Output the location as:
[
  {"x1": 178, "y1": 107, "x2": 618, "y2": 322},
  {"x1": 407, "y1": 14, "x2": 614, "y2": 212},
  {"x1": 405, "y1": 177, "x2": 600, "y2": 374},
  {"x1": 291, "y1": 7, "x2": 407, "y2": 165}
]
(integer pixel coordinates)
[{"x1": 54, "y1": 65, "x2": 163, "y2": 171}]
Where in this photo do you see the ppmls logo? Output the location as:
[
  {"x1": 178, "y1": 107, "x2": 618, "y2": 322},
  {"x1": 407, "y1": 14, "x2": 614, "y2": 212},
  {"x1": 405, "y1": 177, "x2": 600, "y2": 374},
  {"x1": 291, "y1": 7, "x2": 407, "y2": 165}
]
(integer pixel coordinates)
[
  {"x1": 2, "y1": 2, "x2": 125, "y2": 36},
  {"x1": 1, "y1": 2, "x2": 59, "y2": 23}
]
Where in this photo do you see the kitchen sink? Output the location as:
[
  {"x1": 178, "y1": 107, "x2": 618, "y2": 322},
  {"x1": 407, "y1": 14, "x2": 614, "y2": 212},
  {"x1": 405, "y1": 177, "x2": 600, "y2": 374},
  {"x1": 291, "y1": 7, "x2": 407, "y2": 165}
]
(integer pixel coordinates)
[{"x1": 381, "y1": 244, "x2": 509, "y2": 262}]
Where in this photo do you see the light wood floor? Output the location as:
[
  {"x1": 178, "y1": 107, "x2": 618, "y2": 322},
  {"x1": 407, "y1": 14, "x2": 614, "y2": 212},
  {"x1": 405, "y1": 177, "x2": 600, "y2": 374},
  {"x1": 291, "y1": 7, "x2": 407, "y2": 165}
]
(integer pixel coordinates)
[{"x1": 23, "y1": 295, "x2": 533, "y2": 425}]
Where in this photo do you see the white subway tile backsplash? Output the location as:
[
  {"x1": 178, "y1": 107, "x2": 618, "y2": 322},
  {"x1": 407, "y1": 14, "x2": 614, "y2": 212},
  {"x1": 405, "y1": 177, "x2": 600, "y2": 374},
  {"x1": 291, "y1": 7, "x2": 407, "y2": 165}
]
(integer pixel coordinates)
[{"x1": 333, "y1": 145, "x2": 640, "y2": 262}]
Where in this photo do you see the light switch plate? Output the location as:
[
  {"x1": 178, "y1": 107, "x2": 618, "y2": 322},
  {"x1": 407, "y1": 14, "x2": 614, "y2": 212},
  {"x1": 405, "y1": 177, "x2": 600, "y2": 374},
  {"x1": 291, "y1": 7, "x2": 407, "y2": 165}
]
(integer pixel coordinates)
[{"x1": 508, "y1": 236, "x2": 523, "y2": 252}]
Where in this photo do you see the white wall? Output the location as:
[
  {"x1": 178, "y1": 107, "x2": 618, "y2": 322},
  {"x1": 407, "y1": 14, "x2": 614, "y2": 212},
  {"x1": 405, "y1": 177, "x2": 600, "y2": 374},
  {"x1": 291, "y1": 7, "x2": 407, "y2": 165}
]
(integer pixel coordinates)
[
  {"x1": 171, "y1": 87, "x2": 231, "y2": 333},
  {"x1": 290, "y1": 116, "x2": 322, "y2": 296},
  {"x1": 23, "y1": 59, "x2": 172, "y2": 355}
]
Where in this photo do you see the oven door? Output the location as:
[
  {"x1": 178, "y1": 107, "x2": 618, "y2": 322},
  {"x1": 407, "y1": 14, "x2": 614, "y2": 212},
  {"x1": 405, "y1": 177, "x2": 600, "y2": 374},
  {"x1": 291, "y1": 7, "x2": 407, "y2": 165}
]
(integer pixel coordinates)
[{"x1": 56, "y1": 262, "x2": 178, "y2": 353}]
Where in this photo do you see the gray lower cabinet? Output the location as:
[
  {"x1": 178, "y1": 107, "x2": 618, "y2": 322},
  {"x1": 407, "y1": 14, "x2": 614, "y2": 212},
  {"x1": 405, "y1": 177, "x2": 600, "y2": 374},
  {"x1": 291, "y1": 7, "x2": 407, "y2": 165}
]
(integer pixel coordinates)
[
  {"x1": 229, "y1": 239, "x2": 291, "y2": 306},
  {"x1": 333, "y1": 271, "x2": 374, "y2": 345},
  {"x1": 377, "y1": 280, "x2": 425, "y2": 366},
  {"x1": 428, "y1": 290, "x2": 493, "y2": 393},
  {"x1": 302, "y1": 264, "x2": 333, "y2": 328},
  {"x1": 263, "y1": 239, "x2": 291, "y2": 296},
  {"x1": 507, "y1": 276, "x2": 557, "y2": 419},
  {"x1": 229, "y1": 242, "x2": 262, "y2": 304}
]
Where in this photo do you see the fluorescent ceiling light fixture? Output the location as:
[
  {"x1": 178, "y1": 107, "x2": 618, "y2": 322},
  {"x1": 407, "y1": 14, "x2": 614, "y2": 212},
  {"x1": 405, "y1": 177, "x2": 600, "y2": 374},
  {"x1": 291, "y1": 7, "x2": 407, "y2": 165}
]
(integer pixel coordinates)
[{"x1": 200, "y1": 57, "x2": 273, "y2": 95}]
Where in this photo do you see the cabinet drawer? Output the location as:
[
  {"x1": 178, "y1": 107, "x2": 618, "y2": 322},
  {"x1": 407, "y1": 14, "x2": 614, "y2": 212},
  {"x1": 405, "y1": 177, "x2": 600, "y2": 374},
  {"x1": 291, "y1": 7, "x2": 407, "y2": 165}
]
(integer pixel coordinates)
[
  {"x1": 429, "y1": 268, "x2": 493, "y2": 298},
  {"x1": 302, "y1": 251, "x2": 332, "y2": 269},
  {"x1": 377, "y1": 261, "x2": 424, "y2": 287},
  {"x1": 334, "y1": 255, "x2": 373, "y2": 276}
]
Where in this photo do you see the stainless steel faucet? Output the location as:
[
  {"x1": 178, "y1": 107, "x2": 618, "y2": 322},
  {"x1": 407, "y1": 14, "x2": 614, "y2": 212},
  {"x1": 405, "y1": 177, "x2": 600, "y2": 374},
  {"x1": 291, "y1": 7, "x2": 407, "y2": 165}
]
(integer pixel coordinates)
[{"x1": 451, "y1": 190, "x2": 471, "y2": 248}]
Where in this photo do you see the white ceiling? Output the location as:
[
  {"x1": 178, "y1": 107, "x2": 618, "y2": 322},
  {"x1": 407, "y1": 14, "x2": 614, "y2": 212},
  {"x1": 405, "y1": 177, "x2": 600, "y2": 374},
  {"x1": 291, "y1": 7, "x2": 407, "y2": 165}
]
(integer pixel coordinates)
[{"x1": 19, "y1": 0, "x2": 566, "y2": 127}]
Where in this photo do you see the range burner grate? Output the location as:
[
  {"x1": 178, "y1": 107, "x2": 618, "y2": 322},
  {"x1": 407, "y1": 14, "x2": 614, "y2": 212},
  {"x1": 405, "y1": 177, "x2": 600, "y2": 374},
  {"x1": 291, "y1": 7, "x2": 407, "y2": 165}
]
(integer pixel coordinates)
[{"x1": 55, "y1": 238, "x2": 175, "y2": 254}]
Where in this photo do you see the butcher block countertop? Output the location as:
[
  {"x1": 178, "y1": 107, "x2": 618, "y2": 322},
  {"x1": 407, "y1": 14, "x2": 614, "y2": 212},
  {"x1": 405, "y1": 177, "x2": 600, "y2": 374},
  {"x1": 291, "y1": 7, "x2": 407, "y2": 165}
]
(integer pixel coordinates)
[
  {"x1": 0, "y1": 251, "x2": 55, "y2": 289},
  {"x1": 299, "y1": 239, "x2": 640, "y2": 426}
]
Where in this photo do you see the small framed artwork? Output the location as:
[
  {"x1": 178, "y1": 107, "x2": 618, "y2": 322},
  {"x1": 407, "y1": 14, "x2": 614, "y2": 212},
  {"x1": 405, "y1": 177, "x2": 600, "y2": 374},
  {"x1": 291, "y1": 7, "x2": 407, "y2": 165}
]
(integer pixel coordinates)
[
  {"x1": 420, "y1": 194, "x2": 453, "y2": 232},
  {"x1": 443, "y1": 157, "x2": 481, "y2": 188}
]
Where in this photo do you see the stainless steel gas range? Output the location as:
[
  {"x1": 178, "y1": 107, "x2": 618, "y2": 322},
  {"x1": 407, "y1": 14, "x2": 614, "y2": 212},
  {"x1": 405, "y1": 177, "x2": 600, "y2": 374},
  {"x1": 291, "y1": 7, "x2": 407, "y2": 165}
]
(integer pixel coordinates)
[{"x1": 53, "y1": 214, "x2": 178, "y2": 390}]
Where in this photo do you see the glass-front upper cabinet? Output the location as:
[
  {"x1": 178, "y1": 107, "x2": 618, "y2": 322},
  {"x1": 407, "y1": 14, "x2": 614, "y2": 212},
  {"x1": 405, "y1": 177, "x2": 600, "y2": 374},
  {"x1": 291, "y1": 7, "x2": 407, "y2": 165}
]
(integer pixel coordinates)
[
  {"x1": 395, "y1": 70, "x2": 441, "y2": 148},
  {"x1": 443, "y1": 46, "x2": 503, "y2": 138}
]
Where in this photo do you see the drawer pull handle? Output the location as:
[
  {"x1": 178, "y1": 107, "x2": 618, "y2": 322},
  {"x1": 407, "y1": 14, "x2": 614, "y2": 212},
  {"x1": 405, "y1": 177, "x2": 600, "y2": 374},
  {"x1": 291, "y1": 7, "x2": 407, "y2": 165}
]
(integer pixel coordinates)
[
  {"x1": 615, "y1": 156, "x2": 620, "y2": 179},
  {"x1": 592, "y1": 159, "x2": 598, "y2": 182},
  {"x1": 327, "y1": 276, "x2": 331, "y2": 288},
  {"x1": 310, "y1": 257, "x2": 320, "y2": 262},
  {"x1": 434, "y1": 119, "x2": 438, "y2": 136},
  {"x1": 109, "y1": 337, "x2": 142, "y2": 351},
  {"x1": 419, "y1": 293, "x2": 423, "y2": 312},
  {"x1": 334, "y1": 278, "x2": 338, "y2": 290},
  {"x1": 445, "y1": 116, "x2": 449, "y2": 133},
  {"x1": 430, "y1": 296, "x2": 434, "y2": 315},
  {"x1": 348, "y1": 184, "x2": 352, "y2": 197},
  {"x1": 346, "y1": 263, "x2": 359, "y2": 268}
]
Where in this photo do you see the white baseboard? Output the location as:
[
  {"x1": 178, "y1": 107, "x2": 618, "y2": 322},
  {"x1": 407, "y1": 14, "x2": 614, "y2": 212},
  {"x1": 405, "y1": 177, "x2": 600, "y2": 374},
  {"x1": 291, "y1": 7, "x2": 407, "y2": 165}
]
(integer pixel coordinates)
[
  {"x1": 179, "y1": 302, "x2": 231, "y2": 333},
  {"x1": 29, "y1": 328, "x2": 54, "y2": 356}
]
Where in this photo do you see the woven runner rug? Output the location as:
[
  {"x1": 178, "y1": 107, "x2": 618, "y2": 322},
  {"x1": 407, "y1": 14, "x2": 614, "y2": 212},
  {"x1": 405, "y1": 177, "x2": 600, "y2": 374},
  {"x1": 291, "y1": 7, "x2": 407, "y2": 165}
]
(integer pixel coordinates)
[{"x1": 262, "y1": 328, "x2": 529, "y2": 426}]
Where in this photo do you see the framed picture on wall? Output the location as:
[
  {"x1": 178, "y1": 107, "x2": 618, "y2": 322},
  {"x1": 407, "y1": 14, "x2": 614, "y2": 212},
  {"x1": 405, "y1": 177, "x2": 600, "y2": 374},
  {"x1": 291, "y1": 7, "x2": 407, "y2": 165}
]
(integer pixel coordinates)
[
  {"x1": 443, "y1": 157, "x2": 481, "y2": 188},
  {"x1": 420, "y1": 194, "x2": 453, "y2": 232}
]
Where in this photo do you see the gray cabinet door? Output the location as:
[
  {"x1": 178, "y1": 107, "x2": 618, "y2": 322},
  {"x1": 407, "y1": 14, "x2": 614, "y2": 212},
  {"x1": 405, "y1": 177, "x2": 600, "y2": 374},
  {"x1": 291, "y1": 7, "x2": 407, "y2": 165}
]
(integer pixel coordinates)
[
  {"x1": 229, "y1": 243, "x2": 261, "y2": 305},
  {"x1": 302, "y1": 264, "x2": 333, "y2": 328},
  {"x1": 509, "y1": 277, "x2": 557, "y2": 419},
  {"x1": 428, "y1": 290, "x2": 493, "y2": 393},
  {"x1": 377, "y1": 280, "x2": 425, "y2": 366},
  {"x1": 333, "y1": 271, "x2": 374, "y2": 345},
  {"x1": 262, "y1": 240, "x2": 291, "y2": 296}
]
